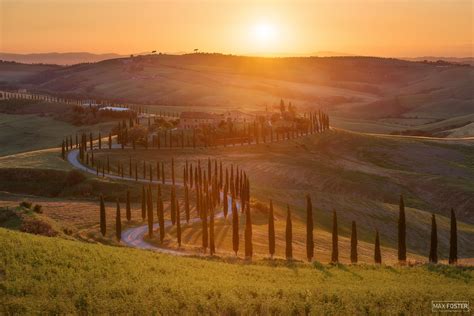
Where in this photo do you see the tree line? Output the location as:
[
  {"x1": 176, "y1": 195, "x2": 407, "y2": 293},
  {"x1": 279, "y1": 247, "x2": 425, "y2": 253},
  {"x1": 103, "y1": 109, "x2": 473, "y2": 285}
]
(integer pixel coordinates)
[{"x1": 99, "y1": 160, "x2": 458, "y2": 264}]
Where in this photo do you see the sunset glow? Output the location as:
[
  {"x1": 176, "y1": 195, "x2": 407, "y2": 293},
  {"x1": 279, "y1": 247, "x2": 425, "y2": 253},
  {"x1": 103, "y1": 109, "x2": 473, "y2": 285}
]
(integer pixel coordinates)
[{"x1": 1, "y1": 0, "x2": 472, "y2": 57}]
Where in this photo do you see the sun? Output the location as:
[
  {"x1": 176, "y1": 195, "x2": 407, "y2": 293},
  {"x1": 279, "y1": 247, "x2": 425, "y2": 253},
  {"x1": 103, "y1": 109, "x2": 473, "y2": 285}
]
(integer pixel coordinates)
[{"x1": 253, "y1": 22, "x2": 277, "y2": 44}]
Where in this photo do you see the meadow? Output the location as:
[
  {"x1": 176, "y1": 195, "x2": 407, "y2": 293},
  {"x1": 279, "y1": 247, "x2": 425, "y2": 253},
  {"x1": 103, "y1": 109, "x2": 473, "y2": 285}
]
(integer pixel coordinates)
[{"x1": 1, "y1": 227, "x2": 472, "y2": 314}]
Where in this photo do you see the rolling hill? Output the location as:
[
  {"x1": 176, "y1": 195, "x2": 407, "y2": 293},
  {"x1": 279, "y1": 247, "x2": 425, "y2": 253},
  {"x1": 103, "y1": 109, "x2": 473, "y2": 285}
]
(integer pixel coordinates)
[{"x1": 1, "y1": 54, "x2": 473, "y2": 135}]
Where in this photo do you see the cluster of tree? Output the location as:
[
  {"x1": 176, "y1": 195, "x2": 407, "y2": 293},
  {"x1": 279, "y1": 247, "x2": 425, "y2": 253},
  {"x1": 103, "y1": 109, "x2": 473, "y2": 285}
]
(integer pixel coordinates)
[{"x1": 101, "y1": 189, "x2": 459, "y2": 264}]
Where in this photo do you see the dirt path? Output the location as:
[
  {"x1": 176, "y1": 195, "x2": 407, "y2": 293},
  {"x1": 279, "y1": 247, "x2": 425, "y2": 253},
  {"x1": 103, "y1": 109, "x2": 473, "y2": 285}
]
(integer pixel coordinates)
[{"x1": 67, "y1": 148, "x2": 238, "y2": 255}]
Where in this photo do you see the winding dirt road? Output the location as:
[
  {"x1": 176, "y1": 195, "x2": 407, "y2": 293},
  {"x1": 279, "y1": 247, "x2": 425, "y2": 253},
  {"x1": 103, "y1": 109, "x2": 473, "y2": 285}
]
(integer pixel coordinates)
[{"x1": 67, "y1": 148, "x2": 238, "y2": 255}]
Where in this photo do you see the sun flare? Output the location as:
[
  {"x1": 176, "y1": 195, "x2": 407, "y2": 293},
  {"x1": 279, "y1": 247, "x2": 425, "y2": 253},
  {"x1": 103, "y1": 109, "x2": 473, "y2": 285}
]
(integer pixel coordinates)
[{"x1": 252, "y1": 22, "x2": 278, "y2": 45}]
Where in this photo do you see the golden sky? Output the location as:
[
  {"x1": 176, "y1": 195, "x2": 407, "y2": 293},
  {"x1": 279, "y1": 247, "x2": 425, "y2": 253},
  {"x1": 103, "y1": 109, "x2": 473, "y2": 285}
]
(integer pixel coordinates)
[{"x1": 1, "y1": 0, "x2": 472, "y2": 57}]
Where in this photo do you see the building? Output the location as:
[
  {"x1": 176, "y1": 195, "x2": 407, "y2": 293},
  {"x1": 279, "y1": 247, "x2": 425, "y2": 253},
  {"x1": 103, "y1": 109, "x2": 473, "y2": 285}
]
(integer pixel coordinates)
[
  {"x1": 179, "y1": 111, "x2": 220, "y2": 129},
  {"x1": 221, "y1": 110, "x2": 256, "y2": 124}
]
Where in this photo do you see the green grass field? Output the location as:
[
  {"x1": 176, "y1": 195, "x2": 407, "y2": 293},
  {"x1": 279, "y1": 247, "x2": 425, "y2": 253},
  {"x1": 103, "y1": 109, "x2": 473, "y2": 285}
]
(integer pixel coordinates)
[{"x1": 1, "y1": 227, "x2": 472, "y2": 314}]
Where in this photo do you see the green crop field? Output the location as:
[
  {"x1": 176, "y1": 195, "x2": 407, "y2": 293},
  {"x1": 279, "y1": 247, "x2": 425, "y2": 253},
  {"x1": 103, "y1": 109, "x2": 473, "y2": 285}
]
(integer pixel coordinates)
[{"x1": 1, "y1": 228, "x2": 472, "y2": 314}]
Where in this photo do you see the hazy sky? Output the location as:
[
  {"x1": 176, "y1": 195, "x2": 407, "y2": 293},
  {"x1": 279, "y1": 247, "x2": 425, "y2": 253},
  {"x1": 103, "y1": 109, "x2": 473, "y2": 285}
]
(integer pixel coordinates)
[{"x1": 1, "y1": 0, "x2": 472, "y2": 57}]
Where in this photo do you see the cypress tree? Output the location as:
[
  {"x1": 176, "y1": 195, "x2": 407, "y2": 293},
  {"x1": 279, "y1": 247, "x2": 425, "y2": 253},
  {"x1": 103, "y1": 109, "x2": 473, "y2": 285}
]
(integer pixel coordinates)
[
  {"x1": 268, "y1": 200, "x2": 275, "y2": 259},
  {"x1": 244, "y1": 203, "x2": 253, "y2": 259},
  {"x1": 61, "y1": 140, "x2": 65, "y2": 159},
  {"x1": 201, "y1": 196, "x2": 208, "y2": 252},
  {"x1": 170, "y1": 186, "x2": 176, "y2": 225},
  {"x1": 99, "y1": 194, "x2": 106, "y2": 236},
  {"x1": 126, "y1": 190, "x2": 131, "y2": 221},
  {"x1": 429, "y1": 214, "x2": 438, "y2": 264},
  {"x1": 332, "y1": 210, "x2": 339, "y2": 263},
  {"x1": 350, "y1": 221, "x2": 358, "y2": 264},
  {"x1": 108, "y1": 132, "x2": 112, "y2": 149},
  {"x1": 171, "y1": 158, "x2": 175, "y2": 185},
  {"x1": 398, "y1": 194, "x2": 407, "y2": 263},
  {"x1": 285, "y1": 205, "x2": 293, "y2": 260},
  {"x1": 141, "y1": 186, "x2": 146, "y2": 220},
  {"x1": 232, "y1": 199, "x2": 239, "y2": 256},
  {"x1": 157, "y1": 188, "x2": 165, "y2": 243},
  {"x1": 223, "y1": 184, "x2": 229, "y2": 218},
  {"x1": 306, "y1": 195, "x2": 314, "y2": 262},
  {"x1": 147, "y1": 186, "x2": 153, "y2": 238},
  {"x1": 176, "y1": 200, "x2": 181, "y2": 247},
  {"x1": 209, "y1": 203, "x2": 215, "y2": 255},
  {"x1": 185, "y1": 184, "x2": 190, "y2": 223},
  {"x1": 116, "y1": 200, "x2": 122, "y2": 241},
  {"x1": 374, "y1": 230, "x2": 382, "y2": 264},
  {"x1": 449, "y1": 209, "x2": 457, "y2": 264}
]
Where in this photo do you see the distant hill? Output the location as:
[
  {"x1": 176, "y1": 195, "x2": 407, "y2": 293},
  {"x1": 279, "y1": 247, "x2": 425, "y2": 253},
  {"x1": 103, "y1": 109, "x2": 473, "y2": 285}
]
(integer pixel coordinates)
[
  {"x1": 1, "y1": 53, "x2": 472, "y2": 135},
  {"x1": 0, "y1": 52, "x2": 125, "y2": 65}
]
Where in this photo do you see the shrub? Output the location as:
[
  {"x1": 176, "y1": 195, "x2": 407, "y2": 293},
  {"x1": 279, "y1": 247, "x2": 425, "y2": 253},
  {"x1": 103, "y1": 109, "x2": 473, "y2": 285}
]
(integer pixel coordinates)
[
  {"x1": 32, "y1": 204, "x2": 43, "y2": 214},
  {"x1": 20, "y1": 219, "x2": 58, "y2": 237},
  {"x1": 19, "y1": 201, "x2": 32, "y2": 209}
]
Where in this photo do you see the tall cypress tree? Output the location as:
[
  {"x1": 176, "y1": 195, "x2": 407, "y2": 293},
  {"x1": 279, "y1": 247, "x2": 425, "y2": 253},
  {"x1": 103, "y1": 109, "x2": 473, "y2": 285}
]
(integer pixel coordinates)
[
  {"x1": 429, "y1": 214, "x2": 438, "y2": 264},
  {"x1": 374, "y1": 230, "x2": 382, "y2": 264},
  {"x1": 232, "y1": 199, "x2": 239, "y2": 256},
  {"x1": 449, "y1": 209, "x2": 457, "y2": 264},
  {"x1": 147, "y1": 186, "x2": 153, "y2": 238},
  {"x1": 350, "y1": 221, "x2": 358, "y2": 264},
  {"x1": 157, "y1": 188, "x2": 165, "y2": 243},
  {"x1": 398, "y1": 194, "x2": 407, "y2": 263},
  {"x1": 126, "y1": 190, "x2": 131, "y2": 221},
  {"x1": 331, "y1": 210, "x2": 339, "y2": 263},
  {"x1": 209, "y1": 203, "x2": 215, "y2": 255},
  {"x1": 223, "y1": 184, "x2": 229, "y2": 218},
  {"x1": 268, "y1": 200, "x2": 275, "y2": 259},
  {"x1": 99, "y1": 194, "x2": 106, "y2": 236},
  {"x1": 306, "y1": 195, "x2": 314, "y2": 262},
  {"x1": 285, "y1": 205, "x2": 293, "y2": 260},
  {"x1": 176, "y1": 200, "x2": 181, "y2": 247},
  {"x1": 184, "y1": 184, "x2": 190, "y2": 223},
  {"x1": 116, "y1": 200, "x2": 122, "y2": 241},
  {"x1": 141, "y1": 186, "x2": 146, "y2": 220},
  {"x1": 170, "y1": 186, "x2": 176, "y2": 225},
  {"x1": 244, "y1": 203, "x2": 253, "y2": 259},
  {"x1": 201, "y1": 196, "x2": 208, "y2": 252}
]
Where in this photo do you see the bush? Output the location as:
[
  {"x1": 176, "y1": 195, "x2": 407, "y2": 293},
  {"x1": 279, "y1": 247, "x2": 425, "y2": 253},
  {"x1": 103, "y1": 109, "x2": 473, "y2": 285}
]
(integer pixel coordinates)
[
  {"x1": 65, "y1": 170, "x2": 86, "y2": 187},
  {"x1": 20, "y1": 219, "x2": 58, "y2": 237},
  {"x1": 32, "y1": 204, "x2": 43, "y2": 214},
  {"x1": 19, "y1": 201, "x2": 32, "y2": 209}
]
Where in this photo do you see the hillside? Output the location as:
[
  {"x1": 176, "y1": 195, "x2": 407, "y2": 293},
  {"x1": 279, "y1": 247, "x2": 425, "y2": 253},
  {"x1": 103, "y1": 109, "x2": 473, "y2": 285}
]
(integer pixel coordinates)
[
  {"x1": 2, "y1": 54, "x2": 472, "y2": 135},
  {"x1": 0, "y1": 228, "x2": 472, "y2": 314}
]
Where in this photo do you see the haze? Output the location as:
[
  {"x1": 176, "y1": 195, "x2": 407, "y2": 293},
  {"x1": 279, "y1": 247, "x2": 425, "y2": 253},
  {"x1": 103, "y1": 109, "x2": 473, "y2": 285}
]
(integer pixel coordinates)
[{"x1": 1, "y1": 0, "x2": 472, "y2": 57}]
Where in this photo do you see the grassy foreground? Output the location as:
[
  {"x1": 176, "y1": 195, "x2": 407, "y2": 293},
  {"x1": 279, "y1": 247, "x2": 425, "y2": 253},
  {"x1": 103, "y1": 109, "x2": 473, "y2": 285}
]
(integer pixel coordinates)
[{"x1": 1, "y1": 228, "x2": 472, "y2": 314}]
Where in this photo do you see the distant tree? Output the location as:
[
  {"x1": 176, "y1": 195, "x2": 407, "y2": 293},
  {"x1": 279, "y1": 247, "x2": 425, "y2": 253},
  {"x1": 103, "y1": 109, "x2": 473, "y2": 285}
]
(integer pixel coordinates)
[
  {"x1": 170, "y1": 186, "x2": 176, "y2": 225},
  {"x1": 223, "y1": 184, "x2": 229, "y2": 218},
  {"x1": 201, "y1": 197, "x2": 208, "y2": 252},
  {"x1": 157, "y1": 188, "x2": 165, "y2": 243},
  {"x1": 232, "y1": 200, "x2": 239, "y2": 255},
  {"x1": 99, "y1": 194, "x2": 106, "y2": 236},
  {"x1": 449, "y1": 209, "x2": 457, "y2": 264},
  {"x1": 306, "y1": 195, "x2": 314, "y2": 262},
  {"x1": 331, "y1": 210, "x2": 339, "y2": 263},
  {"x1": 184, "y1": 184, "x2": 190, "y2": 223},
  {"x1": 126, "y1": 190, "x2": 131, "y2": 221},
  {"x1": 98, "y1": 132, "x2": 102, "y2": 149},
  {"x1": 108, "y1": 132, "x2": 112, "y2": 149},
  {"x1": 350, "y1": 221, "x2": 358, "y2": 264},
  {"x1": 429, "y1": 214, "x2": 438, "y2": 264},
  {"x1": 398, "y1": 194, "x2": 407, "y2": 263},
  {"x1": 176, "y1": 200, "x2": 181, "y2": 247},
  {"x1": 141, "y1": 186, "x2": 146, "y2": 220},
  {"x1": 279, "y1": 99, "x2": 285, "y2": 113},
  {"x1": 147, "y1": 186, "x2": 153, "y2": 238},
  {"x1": 244, "y1": 203, "x2": 253, "y2": 259},
  {"x1": 61, "y1": 140, "x2": 65, "y2": 160},
  {"x1": 374, "y1": 230, "x2": 382, "y2": 264},
  {"x1": 285, "y1": 205, "x2": 293, "y2": 260},
  {"x1": 116, "y1": 200, "x2": 122, "y2": 241},
  {"x1": 268, "y1": 200, "x2": 275, "y2": 259},
  {"x1": 209, "y1": 204, "x2": 215, "y2": 255}
]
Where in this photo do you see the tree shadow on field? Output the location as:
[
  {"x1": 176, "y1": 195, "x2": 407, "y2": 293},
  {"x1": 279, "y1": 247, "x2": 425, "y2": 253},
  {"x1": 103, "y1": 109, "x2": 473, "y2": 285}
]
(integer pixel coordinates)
[
  {"x1": 425, "y1": 264, "x2": 473, "y2": 283},
  {"x1": 312, "y1": 261, "x2": 333, "y2": 278},
  {"x1": 335, "y1": 263, "x2": 363, "y2": 280}
]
